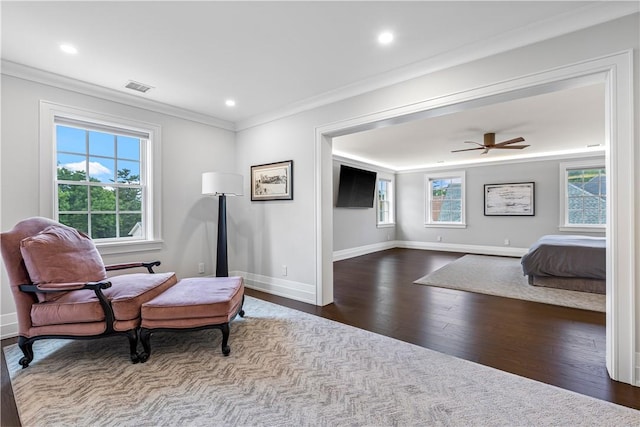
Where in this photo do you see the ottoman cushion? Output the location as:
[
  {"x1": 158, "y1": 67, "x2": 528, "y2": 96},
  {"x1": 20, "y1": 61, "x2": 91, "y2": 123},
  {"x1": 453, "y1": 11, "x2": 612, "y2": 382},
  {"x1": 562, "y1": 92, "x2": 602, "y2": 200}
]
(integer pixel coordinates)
[{"x1": 141, "y1": 276, "x2": 244, "y2": 329}]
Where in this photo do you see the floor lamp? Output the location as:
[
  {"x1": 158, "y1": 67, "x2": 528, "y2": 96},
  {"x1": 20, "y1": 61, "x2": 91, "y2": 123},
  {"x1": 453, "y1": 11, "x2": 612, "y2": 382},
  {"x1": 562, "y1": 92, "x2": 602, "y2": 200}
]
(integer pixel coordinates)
[{"x1": 202, "y1": 172, "x2": 243, "y2": 277}]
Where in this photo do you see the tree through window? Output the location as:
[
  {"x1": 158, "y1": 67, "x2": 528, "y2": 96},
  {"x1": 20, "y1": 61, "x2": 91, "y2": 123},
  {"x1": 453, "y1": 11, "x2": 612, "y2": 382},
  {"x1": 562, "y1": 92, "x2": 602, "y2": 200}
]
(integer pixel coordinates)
[{"x1": 56, "y1": 122, "x2": 146, "y2": 240}]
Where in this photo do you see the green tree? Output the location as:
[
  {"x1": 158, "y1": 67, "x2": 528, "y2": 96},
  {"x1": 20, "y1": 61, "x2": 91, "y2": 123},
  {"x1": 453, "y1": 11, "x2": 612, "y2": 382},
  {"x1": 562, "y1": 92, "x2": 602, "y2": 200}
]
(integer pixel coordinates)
[{"x1": 57, "y1": 166, "x2": 142, "y2": 238}]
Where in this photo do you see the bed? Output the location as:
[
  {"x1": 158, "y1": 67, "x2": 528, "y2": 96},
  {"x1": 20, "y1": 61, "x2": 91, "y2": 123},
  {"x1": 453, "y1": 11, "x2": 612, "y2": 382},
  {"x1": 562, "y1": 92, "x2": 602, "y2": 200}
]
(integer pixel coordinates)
[{"x1": 521, "y1": 235, "x2": 606, "y2": 294}]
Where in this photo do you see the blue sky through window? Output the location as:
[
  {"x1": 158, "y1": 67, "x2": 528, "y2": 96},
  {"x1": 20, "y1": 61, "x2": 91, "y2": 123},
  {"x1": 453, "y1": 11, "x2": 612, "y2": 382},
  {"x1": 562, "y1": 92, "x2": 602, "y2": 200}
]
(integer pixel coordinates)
[{"x1": 57, "y1": 125, "x2": 141, "y2": 183}]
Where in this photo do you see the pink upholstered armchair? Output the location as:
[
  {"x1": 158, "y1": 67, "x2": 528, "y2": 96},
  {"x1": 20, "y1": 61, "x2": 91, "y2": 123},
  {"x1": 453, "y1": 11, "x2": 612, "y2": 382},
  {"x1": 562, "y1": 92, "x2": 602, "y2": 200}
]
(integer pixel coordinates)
[{"x1": 1, "y1": 217, "x2": 178, "y2": 368}]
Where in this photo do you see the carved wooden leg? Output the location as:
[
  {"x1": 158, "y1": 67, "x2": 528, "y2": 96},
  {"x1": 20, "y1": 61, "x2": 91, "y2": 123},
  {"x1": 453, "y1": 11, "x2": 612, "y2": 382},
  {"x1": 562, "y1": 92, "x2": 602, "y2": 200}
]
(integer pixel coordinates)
[
  {"x1": 126, "y1": 329, "x2": 140, "y2": 364},
  {"x1": 237, "y1": 294, "x2": 245, "y2": 318},
  {"x1": 220, "y1": 323, "x2": 230, "y2": 356},
  {"x1": 139, "y1": 328, "x2": 152, "y2": 363},
  {"x1": 18, "y1": 337, "x2": 34, "y2": 369}
]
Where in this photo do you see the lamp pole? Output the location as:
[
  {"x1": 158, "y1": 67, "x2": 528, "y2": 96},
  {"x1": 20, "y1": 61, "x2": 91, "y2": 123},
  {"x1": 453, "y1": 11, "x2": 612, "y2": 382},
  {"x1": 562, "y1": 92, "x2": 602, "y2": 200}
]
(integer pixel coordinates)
[
  {"x1": 216, "y1": 194, "x2": 228, "y2": 277},
  {"x1": 202, "y1": 171, "x2": 242, "y2": 278}
]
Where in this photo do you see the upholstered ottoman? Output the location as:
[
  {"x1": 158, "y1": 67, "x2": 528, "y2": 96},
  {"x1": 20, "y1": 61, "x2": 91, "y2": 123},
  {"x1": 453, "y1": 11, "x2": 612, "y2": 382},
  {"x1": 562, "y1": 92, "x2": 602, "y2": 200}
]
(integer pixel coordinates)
[{"x1": 138, "y1": 276, "x2": 245, "y2": 362}]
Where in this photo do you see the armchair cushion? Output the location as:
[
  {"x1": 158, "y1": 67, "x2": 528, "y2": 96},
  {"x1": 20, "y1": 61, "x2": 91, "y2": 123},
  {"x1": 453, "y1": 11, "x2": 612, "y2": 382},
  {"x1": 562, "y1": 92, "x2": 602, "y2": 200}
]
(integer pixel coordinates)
[
  {"x1": 20, "y1": 225, "x2": 107, "y2": 302},
  {"x1": 29, "y1": 272, "x2": 178, "y2": 327}
]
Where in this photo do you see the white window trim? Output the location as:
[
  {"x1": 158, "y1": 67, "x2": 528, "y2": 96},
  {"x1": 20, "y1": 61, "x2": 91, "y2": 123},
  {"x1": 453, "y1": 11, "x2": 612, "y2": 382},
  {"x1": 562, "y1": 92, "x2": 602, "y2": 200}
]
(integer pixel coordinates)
[
  {"x1": 39, "y1": 101, "x2": 163, "y2": 254},
  {"x1": 424, "y1": 170, "x2": 466, "y2": 228},
  {"x1": 376, "y1": 177, "x2": 395, "y2": 227},
  {"x1": 558, "y1": 158, "x2": 605, "y2": 232}
]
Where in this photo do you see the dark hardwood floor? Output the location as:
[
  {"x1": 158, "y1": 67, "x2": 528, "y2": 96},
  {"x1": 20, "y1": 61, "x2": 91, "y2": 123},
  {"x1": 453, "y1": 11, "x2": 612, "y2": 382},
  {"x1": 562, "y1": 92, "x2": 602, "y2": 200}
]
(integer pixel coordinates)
[
  {"x1": 245, "y1": 248, "x2": 639, "y2": 410},
  {"x1": 2, "y1": 249, "x2": 638, "y2": 426}
]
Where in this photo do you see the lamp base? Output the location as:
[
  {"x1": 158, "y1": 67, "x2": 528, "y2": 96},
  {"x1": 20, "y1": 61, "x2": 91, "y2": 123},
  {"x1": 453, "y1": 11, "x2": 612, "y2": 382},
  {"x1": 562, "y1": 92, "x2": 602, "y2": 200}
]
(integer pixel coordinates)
[{"x1": 216, "y1": 194, "x2": 228, "y2": 277}]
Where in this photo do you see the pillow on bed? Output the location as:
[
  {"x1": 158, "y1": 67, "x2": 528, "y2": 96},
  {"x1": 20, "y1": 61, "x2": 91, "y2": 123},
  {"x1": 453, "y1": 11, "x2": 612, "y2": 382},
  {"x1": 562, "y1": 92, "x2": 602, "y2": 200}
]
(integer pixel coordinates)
[{"x1": 20, "y1": 225, "x2": 107, "y2": 302}]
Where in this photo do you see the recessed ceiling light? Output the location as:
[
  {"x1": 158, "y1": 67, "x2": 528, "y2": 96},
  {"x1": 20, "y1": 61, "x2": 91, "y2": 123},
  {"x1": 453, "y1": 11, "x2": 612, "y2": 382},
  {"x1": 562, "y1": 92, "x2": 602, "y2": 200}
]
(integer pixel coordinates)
[
  {"x1": 378, "y1": 31, "x2": 394, "y2": 45},
  {"x1": 225, "y1": 99, "x2": 236, "y2": 107},
  {"x1": 59, "y1": 44, "x2": 78, "y2": 55}
]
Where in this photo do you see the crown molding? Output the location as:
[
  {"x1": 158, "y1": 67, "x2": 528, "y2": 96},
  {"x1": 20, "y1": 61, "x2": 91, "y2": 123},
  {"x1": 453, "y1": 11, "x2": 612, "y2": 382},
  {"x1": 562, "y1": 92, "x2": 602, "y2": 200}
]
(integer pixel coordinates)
[
  {"x1": 1, "y1": 60, "x2": 236, "y2": 132},
  {"x1": 395, "y1": 150, "x2": 606, "y2": 174},
  {"x1": 235, "y1": 3, "x2": 639, "y2": 131}
]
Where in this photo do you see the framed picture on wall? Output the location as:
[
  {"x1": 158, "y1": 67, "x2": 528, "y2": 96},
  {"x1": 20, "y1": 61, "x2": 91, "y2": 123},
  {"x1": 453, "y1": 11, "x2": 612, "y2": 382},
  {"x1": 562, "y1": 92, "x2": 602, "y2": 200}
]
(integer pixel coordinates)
[
  {"x1": 484, "y1": 182, "x2": 535, "y2": 216},
  {"x1": 251, "y1": 160, "x2": 293, "y2": 201}
]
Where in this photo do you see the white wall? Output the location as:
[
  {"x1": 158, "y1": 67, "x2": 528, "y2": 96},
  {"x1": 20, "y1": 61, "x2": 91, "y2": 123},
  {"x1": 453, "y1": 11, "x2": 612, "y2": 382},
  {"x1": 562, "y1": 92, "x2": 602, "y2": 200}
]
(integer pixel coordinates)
[
  {"x1": 396, "y1": 156, "x2": 605, "y2": 250},
  {"x1": 0, "y1": 75, "x2": 236, "y2": 335}
]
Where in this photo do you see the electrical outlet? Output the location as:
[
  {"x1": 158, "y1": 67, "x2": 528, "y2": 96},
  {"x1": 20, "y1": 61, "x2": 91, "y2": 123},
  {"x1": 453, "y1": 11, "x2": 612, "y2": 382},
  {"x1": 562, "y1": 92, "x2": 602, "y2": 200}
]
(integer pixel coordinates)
[
  {"x1": 282, "y1": 265, "x2": 288, "y2": 276},
  {"x1": 504, "y1": 238, "x2": 510, "y2": 246},
  {"x1": 198, "y1": 262, "x2": 205, "y2": 274}
]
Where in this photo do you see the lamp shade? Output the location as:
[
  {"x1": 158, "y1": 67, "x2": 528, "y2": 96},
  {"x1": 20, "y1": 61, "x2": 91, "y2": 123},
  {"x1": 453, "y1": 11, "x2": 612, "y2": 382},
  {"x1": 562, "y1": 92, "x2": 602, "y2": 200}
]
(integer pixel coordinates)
[{"x1": 202, "y1": 172, "x2": 243, "y2": 196}]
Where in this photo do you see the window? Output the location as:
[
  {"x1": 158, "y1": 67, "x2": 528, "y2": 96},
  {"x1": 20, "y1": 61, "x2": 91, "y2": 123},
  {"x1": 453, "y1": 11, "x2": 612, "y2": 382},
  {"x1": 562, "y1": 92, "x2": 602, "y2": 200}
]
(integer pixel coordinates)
[
  {"x1": 559, "y1": 160, "x2": 606, "y2": 230},
  {"x1": 377, "y1": 178, "x2": 394, "y2": 226},
  {"x1": 40, "y1": 102, "x2": 162, "y2": 253},
  {"x1": 425, "y1": 171, "x2": 466, "y2": 228}
]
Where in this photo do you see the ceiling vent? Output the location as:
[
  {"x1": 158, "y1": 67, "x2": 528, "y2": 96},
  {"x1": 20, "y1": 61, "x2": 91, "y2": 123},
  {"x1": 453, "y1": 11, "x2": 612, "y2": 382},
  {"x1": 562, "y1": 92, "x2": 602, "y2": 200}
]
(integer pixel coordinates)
[{"x1": 125, "y1": 80, "x2": 153, "y2": 93}]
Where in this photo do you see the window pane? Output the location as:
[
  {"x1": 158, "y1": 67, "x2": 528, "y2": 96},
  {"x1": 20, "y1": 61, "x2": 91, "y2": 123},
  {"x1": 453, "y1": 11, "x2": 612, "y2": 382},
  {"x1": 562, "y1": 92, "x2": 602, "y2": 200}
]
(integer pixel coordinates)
[
  {"x1": 429, "y1": 177, "x2": 462, "y2": 223},
  {"x1": 89, "y1": 157, "x2": 115, "y2": 182},
  {"x1": 54, "y1": 113, "x2": 151, "y2": 243},
  {"x1": 565, "y1": 166, "x2": 606, "y2": 225},
  {"x1": 59, "y1": 214, "x2": 88, "y2": 233},
  {"x1": 117, "y1": 136, "x2": 140, "y2": 161},
  {"x1": 119, "y1": 213, "x2": 142, "y2": 238},
  {"x1": 90, "y1": 186, "x2": 116, "y2": 211},
  {"x1": 91, "y1": 214, "x2": 117, "y2": 238},
  {"x1": 57, "y1": 126, "x2": 86, "y2": 154},
  {"x1": 58, "y1": 183, "x2": 88, "y2": 211},
  {"x1": 57, "y1": 153, "x2": 87, "y2": 181},
  {"x1": 118, "y1": 187, "x2": 142, "y2": 211},
  {"x1": 89, "y1": 131, "x2": 115, "y2": 157},
  {"x1": 117, "y1": 160, "x2": 141, "y2": 184}
]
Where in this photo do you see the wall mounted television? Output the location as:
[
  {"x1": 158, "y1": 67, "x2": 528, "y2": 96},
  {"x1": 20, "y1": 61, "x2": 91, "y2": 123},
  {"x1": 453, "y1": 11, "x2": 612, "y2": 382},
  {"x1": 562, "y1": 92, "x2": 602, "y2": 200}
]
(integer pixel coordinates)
[{"x1": 336, "y1": 165, "x2": 377, "y2": 208}]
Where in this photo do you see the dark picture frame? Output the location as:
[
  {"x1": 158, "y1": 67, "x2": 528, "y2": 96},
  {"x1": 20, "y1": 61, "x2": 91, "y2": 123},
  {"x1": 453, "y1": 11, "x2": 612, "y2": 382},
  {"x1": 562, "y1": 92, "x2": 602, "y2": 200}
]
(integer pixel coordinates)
[
  {"x1": 251, "y1": 160, "x2": 293, "y2": 201},
  {"x1": 484, "y1": 182, "x2": 535, "y2": 216}
]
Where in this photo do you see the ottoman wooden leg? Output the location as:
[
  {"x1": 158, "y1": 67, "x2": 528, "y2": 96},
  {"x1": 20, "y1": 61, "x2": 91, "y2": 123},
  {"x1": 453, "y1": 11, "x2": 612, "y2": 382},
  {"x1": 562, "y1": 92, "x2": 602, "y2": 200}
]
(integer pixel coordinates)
[{"x1": 220, "y1": 323, "x2": 231, "y2": 356}]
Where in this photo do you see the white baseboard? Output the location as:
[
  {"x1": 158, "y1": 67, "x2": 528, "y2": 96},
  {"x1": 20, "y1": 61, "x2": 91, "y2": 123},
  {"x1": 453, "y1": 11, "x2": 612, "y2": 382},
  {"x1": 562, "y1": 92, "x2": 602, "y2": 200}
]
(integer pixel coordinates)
[
  {"x1": 396, "y1": 240, "x2": 529, "y2": 257},
  {"x1": 333, "y1": 240, "x2": 528, "y2": 261},
  {"x1": 1, "y1": 312, "x2": 18, "y2": 339},
  {"x1": 636, "y1": 352, "x2": 640, "y2": 387},
  {"x1": 333, "y1": 241, "x2": 398, "y2": 261},
  {"x1": 231, "y1": 270, "x2": 316, "y2": 305}
]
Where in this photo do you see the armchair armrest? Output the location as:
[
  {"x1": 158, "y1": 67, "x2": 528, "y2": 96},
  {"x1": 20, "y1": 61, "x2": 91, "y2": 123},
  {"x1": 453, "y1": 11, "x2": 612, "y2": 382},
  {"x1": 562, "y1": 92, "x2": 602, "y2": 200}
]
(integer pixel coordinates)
[
  {"x1": 105, "y1": 261, "x2": 161, "y2": 274},
  {"x1": 20, "y1": 280, "x2": 116, "y2": 328},
  {"x1": 19, "y1": 281, "x2": 112, "y2": 293}
]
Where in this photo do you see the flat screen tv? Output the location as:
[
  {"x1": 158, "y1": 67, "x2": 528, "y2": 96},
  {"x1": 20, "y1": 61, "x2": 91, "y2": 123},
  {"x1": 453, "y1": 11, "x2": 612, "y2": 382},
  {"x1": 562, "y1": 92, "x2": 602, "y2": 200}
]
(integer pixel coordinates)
[{"x1": 336, "y1": 165, "x2": 377, "y2": 208}]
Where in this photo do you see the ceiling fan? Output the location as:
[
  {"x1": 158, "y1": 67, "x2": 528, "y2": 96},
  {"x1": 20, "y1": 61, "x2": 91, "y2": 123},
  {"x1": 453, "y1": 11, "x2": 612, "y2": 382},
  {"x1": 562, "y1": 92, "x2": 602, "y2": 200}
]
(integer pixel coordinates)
[{"x1": 451, "y1": 132, "x2": 529, "y2": 154}]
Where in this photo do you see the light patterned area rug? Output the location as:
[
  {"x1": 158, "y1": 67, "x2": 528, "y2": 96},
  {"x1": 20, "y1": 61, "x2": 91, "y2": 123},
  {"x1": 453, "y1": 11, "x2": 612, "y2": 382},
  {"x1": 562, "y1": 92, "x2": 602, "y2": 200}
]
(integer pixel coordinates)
[
  {"x1": 414, "y1": 254, "x2": 605, "y2": 312},
  {"x1": 6, "y1": 297, "x2": 635, "y2": 426}
]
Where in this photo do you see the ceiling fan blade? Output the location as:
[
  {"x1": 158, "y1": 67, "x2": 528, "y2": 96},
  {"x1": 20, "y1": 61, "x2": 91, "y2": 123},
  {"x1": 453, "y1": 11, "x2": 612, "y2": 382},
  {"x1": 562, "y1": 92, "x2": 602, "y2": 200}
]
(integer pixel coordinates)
[
  {"x1": 494, "y1": 145, "x2": 530, "y2": 149},
  {"x1": 451, "y1": 147, "x2": 485, "y2": 153},
  {"x1": 463, "y1": 141, "x2": 484, "y2": 147},
  {"x1": 494, "y1": 137, "x2": 525, "y2": 147}
]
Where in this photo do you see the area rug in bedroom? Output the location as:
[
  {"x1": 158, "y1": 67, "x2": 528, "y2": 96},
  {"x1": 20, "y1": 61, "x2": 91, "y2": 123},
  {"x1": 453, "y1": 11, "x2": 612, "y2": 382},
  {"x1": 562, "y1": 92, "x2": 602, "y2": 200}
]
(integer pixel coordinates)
[
  {"x1": 414, "y1": 254, "x2": 605, "y2": 312},
  {"x1": 5, "y1": 297, "x2": 635, "y2": 426}
]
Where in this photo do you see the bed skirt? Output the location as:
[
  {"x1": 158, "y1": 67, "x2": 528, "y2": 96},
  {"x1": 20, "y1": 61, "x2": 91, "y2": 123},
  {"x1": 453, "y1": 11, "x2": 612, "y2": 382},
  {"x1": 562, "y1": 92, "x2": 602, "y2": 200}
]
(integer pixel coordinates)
[{"x1": 528, "y1": 275, "x2": 605, "y2": 295}]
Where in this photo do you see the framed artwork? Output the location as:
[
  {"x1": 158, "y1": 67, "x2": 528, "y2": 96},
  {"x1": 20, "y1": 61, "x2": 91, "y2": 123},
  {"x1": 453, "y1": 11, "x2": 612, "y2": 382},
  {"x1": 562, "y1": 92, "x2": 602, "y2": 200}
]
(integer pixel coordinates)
[
  {"x1": 251, "y1": 160, "x2": 293, "y2": 201},
  {"x1": 484, "y1": 182, "x2": 535, "y2": 216}
]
